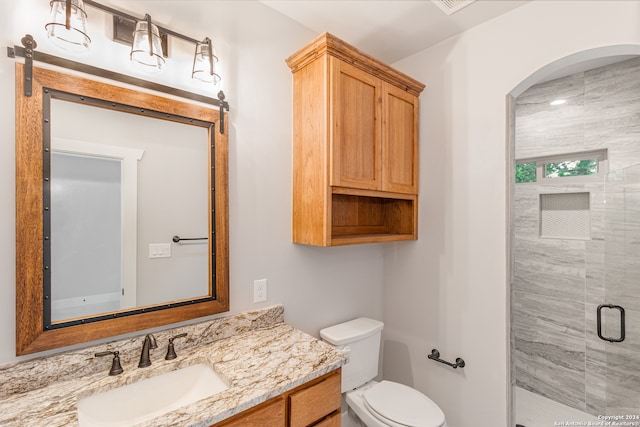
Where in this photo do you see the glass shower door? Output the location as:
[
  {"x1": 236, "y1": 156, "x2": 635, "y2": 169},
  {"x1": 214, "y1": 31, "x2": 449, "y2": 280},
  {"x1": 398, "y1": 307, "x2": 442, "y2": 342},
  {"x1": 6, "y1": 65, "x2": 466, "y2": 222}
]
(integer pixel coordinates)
[{"x1": 602, "y1": 164, "x2": 640, "y2": 416}]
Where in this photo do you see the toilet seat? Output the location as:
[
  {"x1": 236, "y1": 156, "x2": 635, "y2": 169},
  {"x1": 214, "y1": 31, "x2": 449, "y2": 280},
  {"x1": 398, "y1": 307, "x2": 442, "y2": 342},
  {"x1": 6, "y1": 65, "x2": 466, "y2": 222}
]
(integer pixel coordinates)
[{"x1": 362, "y1": 381, "x2": 445, "y2": 427}]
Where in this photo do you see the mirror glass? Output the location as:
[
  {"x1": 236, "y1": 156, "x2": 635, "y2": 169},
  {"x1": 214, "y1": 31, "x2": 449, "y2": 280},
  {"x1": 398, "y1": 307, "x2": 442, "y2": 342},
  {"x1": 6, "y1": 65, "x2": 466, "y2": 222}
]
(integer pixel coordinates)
[{"x1": 48, "y1": 98, "x2": 211, "y2": 324}]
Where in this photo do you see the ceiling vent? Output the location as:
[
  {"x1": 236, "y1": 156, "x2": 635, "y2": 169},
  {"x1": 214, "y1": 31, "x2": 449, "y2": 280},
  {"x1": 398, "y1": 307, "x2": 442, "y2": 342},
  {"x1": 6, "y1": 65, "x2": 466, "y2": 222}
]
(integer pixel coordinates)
[{"x1": 431, "y1": 0, "x2": 477, "y2": 15}]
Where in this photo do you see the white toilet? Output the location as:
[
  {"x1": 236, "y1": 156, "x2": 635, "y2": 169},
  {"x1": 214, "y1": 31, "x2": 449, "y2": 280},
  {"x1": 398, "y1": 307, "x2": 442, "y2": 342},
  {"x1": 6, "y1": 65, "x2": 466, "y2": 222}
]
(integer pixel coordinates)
[{"x1": 320, "y1": 318, "x2": 447, "y2": 427}]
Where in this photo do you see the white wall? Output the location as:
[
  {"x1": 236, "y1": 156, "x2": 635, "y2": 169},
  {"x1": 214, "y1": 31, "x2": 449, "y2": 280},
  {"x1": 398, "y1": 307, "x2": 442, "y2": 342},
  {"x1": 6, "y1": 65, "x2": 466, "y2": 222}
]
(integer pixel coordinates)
[
  {"x1": 0, "y1": 0, "x2": 384, "y2": 365},
  {"x1": 9, "y1": 1, "x2": 640, "y2": 422},
  {"x1": 384, "y1": 2, "x2": 640, "y2": 427}
]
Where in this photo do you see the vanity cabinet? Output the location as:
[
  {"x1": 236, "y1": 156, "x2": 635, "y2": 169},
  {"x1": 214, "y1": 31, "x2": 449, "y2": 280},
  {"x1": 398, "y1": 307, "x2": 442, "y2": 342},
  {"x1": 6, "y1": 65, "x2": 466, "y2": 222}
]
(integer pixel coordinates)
[
  {"x1": 287, "y1": 33, "x2": 425, "y2": 246},
  {"x1": 213, "y1": 369, "x2": 341, "y2": 427}
]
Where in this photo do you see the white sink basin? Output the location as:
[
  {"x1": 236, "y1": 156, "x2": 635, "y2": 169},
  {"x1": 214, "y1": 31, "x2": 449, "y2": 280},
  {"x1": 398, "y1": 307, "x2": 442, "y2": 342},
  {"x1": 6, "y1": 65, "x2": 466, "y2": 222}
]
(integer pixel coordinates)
[{"x1": 78, "y1": 363, "x2": 229, "y2": 426}]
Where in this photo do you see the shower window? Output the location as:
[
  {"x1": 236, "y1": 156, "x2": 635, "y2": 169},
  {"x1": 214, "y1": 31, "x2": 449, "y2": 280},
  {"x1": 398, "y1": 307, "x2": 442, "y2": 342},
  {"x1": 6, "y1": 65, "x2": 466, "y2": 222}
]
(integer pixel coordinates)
[
  {"x1": 515, "y1": 161, "x2": 537, "y2": 183},
  {"x1": 544, "y1": 158, "x2": 598, "y2": 178},
  {"x1": 515, "y1": 150, "x2": 607, "y2": 184}
]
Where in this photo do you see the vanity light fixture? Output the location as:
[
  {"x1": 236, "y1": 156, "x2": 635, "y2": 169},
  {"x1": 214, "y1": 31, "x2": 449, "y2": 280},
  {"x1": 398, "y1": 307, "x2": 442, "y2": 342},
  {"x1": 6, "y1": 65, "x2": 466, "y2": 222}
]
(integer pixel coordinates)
[
  {"x1": 192, "y1": 37, "x2": 220, "y2": 84},
  {"x1": 130, "y1": 14, "x2": 165, "y2": 73},
  {"x1": 45, "y1": 0, "x2": 91, "y2": 53},
  {"x1": 45, "y1": 0, "x2": 221, "y2": 82}
]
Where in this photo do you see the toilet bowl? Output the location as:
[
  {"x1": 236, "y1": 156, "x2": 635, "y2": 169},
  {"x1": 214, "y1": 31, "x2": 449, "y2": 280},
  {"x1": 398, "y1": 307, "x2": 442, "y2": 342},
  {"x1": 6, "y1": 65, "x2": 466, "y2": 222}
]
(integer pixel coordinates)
[
  {"x1": 320, "y1": 318, "x2": 447, "y2": 427},
  {"x1": 346, "y1": 380, "x2": 446, "y2": 427}
]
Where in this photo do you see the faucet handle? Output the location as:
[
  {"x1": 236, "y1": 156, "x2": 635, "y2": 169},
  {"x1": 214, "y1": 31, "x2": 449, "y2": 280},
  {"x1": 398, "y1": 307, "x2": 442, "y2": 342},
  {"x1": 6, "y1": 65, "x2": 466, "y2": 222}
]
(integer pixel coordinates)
[
  {"x1": 95, "y1": 350, "x2": 124, "y2": 376},
  {"x1": 165, "y1": 333, "x2": 188, "y2": 360}
]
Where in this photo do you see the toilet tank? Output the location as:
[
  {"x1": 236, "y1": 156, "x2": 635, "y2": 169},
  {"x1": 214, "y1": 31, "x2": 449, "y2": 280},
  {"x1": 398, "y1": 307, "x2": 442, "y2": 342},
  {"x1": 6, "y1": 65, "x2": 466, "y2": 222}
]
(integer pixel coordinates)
[{"x1": 320, "y1": 318, "x2": 384, "y2": 392}]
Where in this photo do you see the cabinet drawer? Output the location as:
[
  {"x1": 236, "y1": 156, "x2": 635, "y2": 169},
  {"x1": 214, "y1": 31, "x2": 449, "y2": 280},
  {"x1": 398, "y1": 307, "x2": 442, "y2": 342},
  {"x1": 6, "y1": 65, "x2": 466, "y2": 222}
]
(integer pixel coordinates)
[
  {"x1": 214, "y1": 397, "x2": 285, "y2": 427},
  {"x1": 289, "y1": 371, "x2": 341, "y2": 427},
  {"x1": 311, "y1": 411, "x2": 340, "y2": 427}
]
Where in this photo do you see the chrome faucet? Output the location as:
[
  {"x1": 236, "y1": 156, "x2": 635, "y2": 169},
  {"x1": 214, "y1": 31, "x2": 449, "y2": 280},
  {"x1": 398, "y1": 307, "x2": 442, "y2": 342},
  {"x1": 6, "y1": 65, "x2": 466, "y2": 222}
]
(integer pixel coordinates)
[{"x1": 138, "y1": 334, "x2": 158, "y2": 368}]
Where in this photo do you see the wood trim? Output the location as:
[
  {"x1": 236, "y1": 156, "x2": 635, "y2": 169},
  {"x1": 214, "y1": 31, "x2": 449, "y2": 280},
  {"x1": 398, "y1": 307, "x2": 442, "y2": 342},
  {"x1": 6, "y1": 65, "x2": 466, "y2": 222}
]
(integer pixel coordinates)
[
  {"x1": 286, "y1": 32, "x2": 425, "y2": 97},
  {"x1": 331, "y1": 186, "x2": 417, "y2": 201},
  {"x1": 331, "y1": 233, "x2": 416, "y2": 246},
  {"x1": 291, "y1": 56, "x2": 331, "y2": 246},
  {"x1": 15, "y1": 64, "x2": 229, "y2": 355},
  {"x1": 15, "y1": 64, "x2": 45, "y2": 355}
]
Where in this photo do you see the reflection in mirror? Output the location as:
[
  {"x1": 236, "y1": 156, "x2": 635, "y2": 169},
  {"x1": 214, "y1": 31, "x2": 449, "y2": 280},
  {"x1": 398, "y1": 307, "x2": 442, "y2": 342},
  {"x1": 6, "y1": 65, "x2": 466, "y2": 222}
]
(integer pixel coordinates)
[
  {"x1": 48, "y1": 99, "x2": 210, "y2": 324},
  {"x1": 51, "y1": 151, "x2": 125, "y2": 320},
  {"x1": 15, "y1": 64, "x2": 229, "y2": 355}
]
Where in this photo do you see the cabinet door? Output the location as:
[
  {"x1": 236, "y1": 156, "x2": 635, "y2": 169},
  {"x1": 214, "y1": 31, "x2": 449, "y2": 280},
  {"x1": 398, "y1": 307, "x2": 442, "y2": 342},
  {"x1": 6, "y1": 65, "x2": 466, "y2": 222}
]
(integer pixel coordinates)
[
  {"x1": 382, "y1": 82, "x2": 418, "y2": 194},
  {"x1": 330, "y1": 58, "x2": 382, "y2": 191},
  {"x1": 213, "y1": 397, "x2": 285, "y2": 427}
]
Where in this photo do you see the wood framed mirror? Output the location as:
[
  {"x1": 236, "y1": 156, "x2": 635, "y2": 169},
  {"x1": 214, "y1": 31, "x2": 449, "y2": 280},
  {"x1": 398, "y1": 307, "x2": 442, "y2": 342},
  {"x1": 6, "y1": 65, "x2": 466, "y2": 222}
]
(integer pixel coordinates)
[{"x1": 15, "y1": 64, "x2": 229, "y2": 355}]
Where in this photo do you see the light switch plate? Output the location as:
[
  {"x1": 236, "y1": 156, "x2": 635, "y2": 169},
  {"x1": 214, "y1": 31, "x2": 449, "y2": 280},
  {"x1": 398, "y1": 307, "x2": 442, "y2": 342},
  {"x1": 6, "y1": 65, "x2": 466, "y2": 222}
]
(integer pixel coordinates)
[{"x1": 149, "y1": 243, "x2": 171, "y2": 258}]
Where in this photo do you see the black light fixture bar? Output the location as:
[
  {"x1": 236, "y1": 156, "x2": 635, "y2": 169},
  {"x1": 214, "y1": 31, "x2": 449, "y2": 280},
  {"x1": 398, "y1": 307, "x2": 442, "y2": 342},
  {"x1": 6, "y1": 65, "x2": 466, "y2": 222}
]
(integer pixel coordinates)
[
  {"x1": 7, "y1": 39, "x2": 229, "y2": 112},
  {"x1": 64, "y1": 0, "x2": 72, "y2": 30},
  {"x1": 83, "y1": 0, "x2": 200, "y2": 45},
  {"x1": 112, "y1": 15, "x2": 167, "y2": 57}
]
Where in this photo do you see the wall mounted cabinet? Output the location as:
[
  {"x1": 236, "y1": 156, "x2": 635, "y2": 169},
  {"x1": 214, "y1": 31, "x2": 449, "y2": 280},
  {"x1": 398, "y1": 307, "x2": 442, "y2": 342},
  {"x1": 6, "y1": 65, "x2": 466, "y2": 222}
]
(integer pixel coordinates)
[{"x1": 287, "y1": 33, "x2": 424, "y2": 246}]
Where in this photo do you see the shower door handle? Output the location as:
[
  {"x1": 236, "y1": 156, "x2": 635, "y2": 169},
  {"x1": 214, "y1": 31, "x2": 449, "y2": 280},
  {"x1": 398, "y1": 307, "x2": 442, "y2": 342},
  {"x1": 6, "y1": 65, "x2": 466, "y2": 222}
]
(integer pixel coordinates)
[{"x1": 597, "y1": 304, "x2": 625, "y2": 343}]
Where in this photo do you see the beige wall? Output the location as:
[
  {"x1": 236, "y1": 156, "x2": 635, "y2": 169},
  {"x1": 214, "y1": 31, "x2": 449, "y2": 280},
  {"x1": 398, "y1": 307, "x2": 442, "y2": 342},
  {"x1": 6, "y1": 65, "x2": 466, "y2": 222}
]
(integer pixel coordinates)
[
  {"x1": 0, "y1": 0, "x2": 384, "y2": 365},
  {"x1": 384, "y1": 2, "x2": 640, "y2": 426}
]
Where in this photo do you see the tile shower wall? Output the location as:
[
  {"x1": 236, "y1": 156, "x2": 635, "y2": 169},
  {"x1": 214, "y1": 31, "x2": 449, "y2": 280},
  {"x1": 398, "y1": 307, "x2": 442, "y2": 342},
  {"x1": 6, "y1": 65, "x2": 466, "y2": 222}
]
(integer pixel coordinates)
[{"x1": 514, "y1": 57, "x2": 640, "y2": 416}]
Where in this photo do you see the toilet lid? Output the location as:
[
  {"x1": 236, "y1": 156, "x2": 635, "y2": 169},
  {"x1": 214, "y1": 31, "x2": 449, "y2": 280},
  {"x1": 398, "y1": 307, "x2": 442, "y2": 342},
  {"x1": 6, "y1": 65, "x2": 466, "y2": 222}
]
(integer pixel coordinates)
[{"x1": 363, "y1": 381, "x2": 445, "y2": 427}]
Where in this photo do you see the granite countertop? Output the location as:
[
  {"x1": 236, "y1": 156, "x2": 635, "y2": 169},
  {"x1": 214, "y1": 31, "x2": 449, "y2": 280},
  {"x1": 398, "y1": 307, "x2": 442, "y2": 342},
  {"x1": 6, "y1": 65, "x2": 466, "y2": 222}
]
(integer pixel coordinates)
[{"x1": 0, "y1": 323, "x2": 347, "y2": 427}]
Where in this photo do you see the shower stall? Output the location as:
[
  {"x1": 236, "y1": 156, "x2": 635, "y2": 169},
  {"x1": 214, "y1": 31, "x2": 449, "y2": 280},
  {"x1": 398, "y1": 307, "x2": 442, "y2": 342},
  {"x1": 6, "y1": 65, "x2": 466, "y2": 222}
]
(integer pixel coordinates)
[{"x1": 511, "y1": 57, "x2": 640, "y2": 425}]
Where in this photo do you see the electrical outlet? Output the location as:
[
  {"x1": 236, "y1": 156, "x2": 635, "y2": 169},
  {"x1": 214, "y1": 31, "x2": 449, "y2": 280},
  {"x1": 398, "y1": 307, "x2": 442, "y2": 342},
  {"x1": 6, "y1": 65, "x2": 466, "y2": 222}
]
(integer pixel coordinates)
[{"x1": 254, "y1": 279, "x2": 267, "y2": 303}]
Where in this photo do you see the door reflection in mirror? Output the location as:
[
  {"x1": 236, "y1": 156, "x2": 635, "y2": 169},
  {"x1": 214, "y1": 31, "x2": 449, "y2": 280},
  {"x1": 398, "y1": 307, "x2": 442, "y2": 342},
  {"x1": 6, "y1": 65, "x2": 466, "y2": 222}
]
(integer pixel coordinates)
[{"x1": 51, "y1": 152, "x2": 123, "y2": 321}]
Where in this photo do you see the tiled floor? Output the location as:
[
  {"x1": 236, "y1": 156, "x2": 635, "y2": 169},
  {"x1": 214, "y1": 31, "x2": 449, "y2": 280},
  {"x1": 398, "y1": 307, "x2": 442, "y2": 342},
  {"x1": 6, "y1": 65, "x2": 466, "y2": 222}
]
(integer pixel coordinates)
[{"x1": 516, "y1": 387, "x2": 599, "y2": 427}]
